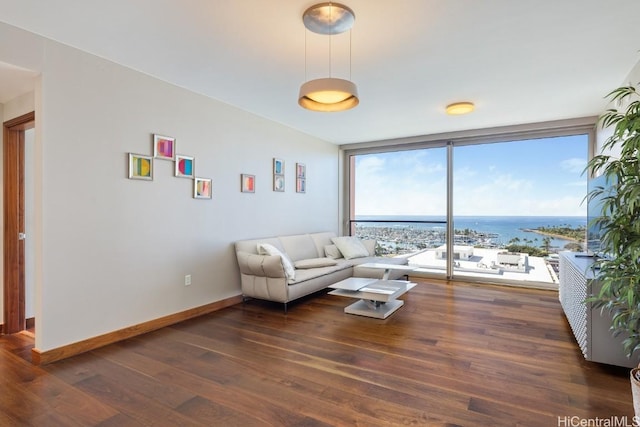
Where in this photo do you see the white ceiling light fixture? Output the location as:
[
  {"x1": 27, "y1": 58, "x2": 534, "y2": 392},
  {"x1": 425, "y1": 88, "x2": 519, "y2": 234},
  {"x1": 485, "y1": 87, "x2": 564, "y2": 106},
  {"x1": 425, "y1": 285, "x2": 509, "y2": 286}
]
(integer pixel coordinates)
[
  {"x1": 298, "y1": 2, "x2": 359, "y2": 112},
  {"x1": 446, "y1": 102, "x2": 475, "y2": 115}
]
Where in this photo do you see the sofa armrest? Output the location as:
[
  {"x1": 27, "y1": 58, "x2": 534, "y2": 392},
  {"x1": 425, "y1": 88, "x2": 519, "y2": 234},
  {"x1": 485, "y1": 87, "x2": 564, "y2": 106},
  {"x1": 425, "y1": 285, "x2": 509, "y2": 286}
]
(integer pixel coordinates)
[{"x1": 236, "y1": 251, "x2": 286, "y2": 278}]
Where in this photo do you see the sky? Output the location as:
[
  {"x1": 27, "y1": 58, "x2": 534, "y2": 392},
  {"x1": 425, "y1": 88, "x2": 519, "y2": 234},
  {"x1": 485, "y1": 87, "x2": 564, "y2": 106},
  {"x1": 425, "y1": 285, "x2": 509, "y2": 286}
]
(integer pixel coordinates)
[{"x1": 354, "y1": 134, "x2": 588, "y2": 217}]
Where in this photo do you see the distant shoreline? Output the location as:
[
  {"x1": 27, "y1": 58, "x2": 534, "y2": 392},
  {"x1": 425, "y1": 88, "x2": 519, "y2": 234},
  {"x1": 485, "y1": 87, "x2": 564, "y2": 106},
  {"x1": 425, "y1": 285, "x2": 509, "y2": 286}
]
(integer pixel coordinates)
[
  {"x1": 355, "y1": 218, "x2": 586, "y2": 252},
  {"x1": 522, "y1": 228, "x2": 581, "y2": 243}
]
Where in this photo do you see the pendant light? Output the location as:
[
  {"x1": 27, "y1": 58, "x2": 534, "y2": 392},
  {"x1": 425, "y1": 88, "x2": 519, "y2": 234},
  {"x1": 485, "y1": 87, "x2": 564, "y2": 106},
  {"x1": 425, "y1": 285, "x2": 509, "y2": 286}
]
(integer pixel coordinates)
[{"x1": 298, "y1": 3, "x2": 359, "y2": 112}]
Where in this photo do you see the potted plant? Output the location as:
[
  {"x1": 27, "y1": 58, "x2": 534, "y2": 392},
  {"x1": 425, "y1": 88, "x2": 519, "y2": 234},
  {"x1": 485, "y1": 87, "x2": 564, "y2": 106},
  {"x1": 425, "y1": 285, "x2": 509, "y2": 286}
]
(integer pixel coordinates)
[{"x1": 585, "y1": 84, "x2": 640, "y2": 415}]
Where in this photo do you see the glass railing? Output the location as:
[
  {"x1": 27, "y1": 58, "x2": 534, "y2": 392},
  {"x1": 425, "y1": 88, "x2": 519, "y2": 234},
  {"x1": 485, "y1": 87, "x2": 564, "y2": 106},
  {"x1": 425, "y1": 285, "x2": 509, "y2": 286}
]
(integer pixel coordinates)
[
  {"x1": 351, "y1": 219, "x2": 447, "y2": 257},
  {"x1": 350, "y1": 219, "x2": 565, "y2": 285}
]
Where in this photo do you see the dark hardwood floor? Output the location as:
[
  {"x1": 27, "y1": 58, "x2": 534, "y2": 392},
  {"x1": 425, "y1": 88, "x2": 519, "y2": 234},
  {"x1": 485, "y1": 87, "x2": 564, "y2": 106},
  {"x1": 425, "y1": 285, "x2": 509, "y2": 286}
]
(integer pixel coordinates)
[{"x1": 0, "y1": 279, "x2": 634, "y2": 426}]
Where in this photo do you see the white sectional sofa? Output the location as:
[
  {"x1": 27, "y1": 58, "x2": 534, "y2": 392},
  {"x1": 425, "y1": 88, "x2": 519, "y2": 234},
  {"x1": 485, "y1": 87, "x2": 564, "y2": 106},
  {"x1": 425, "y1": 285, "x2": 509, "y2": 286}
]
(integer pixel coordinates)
[{"x1": 235, "y1": 231, "x2": 409, "y2": 311}]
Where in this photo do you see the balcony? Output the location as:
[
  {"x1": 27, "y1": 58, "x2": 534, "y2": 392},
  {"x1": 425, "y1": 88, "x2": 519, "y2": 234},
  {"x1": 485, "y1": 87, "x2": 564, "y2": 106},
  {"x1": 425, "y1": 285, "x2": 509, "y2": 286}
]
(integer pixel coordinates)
[{"x1": 352, "y1": 220, "x2": 568, "y2": 287}]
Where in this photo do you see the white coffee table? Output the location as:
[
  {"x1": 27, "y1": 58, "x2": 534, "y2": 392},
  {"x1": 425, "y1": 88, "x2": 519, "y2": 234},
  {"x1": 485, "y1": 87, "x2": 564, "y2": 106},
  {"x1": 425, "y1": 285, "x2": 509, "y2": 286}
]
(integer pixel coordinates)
[{"x1": 328, "y1": 277, "x2": 416, "y2": 319}]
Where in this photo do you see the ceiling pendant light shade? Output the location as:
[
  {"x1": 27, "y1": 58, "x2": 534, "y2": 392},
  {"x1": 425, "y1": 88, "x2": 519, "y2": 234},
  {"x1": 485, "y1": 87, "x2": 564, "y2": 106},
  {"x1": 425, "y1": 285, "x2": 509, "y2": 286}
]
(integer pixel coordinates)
[
  {"x1": 298, "y1": 78, "x2": 359, "y2": 111},
  {"x1": 299, "y1": 2, "x2": 359, "y2": 112}
]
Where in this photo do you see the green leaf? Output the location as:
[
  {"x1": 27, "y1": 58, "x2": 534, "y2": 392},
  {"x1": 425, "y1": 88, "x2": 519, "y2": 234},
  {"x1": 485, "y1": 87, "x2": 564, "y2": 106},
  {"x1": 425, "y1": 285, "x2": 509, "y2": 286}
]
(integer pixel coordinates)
[{"x1": 587, "y1": 83, "x2": 640, "y2": 357}]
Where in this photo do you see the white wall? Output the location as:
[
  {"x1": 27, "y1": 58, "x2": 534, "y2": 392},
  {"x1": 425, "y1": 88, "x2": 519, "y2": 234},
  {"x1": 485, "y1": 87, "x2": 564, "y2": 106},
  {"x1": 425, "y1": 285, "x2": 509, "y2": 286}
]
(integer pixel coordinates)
[
  {"x1": 4, "y1": 91, "x2": 34, "y2": 121},
  {"x1": 595, "y1": 59, "x2": 640, "y2": 157},
  {"x1": 0, "y1": 22, "x2": 340, "y2": 351},
  {"x1": 625, "y1": 60, "x2": 640, "y2": 87}
]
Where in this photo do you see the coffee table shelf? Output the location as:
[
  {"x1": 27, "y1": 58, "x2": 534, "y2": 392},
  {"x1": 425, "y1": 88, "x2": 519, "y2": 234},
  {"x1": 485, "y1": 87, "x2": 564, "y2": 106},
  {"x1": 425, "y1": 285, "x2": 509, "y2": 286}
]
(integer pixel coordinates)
[{"x1": 328, "y1": 277, "x2": 416, "y2": 319}]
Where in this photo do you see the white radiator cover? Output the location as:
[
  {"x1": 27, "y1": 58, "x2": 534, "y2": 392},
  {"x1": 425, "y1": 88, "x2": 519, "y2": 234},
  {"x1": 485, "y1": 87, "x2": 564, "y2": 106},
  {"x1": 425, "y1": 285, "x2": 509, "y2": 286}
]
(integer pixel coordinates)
[{"x1": 559, "y1": 252, "x2": 640, "y2": 368}]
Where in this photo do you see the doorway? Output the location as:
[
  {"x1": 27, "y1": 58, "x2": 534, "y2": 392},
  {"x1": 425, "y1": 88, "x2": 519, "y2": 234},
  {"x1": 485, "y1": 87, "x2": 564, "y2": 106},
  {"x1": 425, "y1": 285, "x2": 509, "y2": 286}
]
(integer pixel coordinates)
[{"x1": 3, "y1": 111, "x2": 34, "y2": 334}]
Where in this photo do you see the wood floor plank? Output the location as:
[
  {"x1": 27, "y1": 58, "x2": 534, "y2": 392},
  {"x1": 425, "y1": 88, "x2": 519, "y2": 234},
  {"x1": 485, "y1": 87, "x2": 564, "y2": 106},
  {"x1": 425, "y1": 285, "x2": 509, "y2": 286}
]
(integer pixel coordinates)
[
  {"x1": 0, "y1": 381, "x2": 50, "y2": 425},
  {"x1": 0, "y1": 347, "x2": 117, "y2": 426},
  {"x1": 0, "y1": 409, "x2": 19, "y2": 427},
  {"x1": 0, "y1": 278, "x2": 634, "y2": 426},
  {"x1": 73, "y1": 374, "x2": 203, "y2": 427},
  {"x1": 175, "y1": 395, "x2": 272, "y2": 427},
  {"x1": 126, "y1": 332, "x2": 390, "y2": 426},
  {"x1": 93, "y1": 331, "x2": 342, "y2": 426}
]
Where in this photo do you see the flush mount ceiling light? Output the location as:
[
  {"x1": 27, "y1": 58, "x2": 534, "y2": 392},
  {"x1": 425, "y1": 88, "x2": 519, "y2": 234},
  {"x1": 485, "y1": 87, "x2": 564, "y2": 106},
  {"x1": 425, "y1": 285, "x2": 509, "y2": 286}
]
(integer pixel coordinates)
[
  {"x1": 298, "y1": 2, "x2": 359, "y2": 112},
  {"x1": 446, "y1": 102, "x2": 475, "y2": 115}
]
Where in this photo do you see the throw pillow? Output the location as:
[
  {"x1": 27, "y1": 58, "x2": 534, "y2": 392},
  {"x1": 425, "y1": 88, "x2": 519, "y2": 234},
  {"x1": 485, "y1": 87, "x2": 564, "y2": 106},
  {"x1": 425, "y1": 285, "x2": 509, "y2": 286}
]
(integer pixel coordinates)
[
  {"x1": 257, "y1": 243, "x2": 295, "y2": 280},
  {"x1": 294, "y1": 257, "x2": 338, "y2": 269},
  {"x1": 324, "y1": 244, "x2": 343, "y2": 259},
  {"x1": 331, "y1": 236, "x2": 369, "y2": 260},
  {"x1": 362, "y1": 239, "x2": 376, "y2": 256}
]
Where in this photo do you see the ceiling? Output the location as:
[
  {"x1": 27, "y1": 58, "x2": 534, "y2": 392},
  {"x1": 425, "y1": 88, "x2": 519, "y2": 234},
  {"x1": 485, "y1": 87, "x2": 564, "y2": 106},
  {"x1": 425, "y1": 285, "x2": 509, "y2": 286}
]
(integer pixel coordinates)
[{"x1": 1, "y1": 1, "x2": 640, "y2": 145}]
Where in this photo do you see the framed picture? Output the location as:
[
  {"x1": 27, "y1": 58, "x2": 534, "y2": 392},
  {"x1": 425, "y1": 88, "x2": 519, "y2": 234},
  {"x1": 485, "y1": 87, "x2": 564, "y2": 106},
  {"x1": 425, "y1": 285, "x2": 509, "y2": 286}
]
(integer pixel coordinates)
[
  {"x1": 153, "y1": 134, "x2": 175, "y2": 160},
  {"x1": 193, "y1": 177, "x2": 212, "y2": 199},
  {"x1": 175, "y1": 155, "x2": 195, "y2": 178},
  {"x1": 273, "y1": 174, "x2": 285, "y2": 192},
  {"x1": 241, "y1": 174, "x2": 255, "y2": 193},
  {"x1": 296, "y1": 178, "x2": 306, "y2": 193},
  {"x1": 273, "y1": 158, "x2": 284, "y2": 175},
  {"x1": 296, "y1": 163, "x2": 306, "y2": 178},
  {"x1": 128, "y1": 153, "x2": 153, "y2": 180}
]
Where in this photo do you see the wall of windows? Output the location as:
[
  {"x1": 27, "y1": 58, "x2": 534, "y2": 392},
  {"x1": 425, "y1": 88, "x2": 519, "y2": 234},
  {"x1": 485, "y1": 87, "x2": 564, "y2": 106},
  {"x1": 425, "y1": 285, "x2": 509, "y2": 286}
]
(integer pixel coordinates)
[{"x1": 344, "y1": 123, "x2": 593, "y2": 289}]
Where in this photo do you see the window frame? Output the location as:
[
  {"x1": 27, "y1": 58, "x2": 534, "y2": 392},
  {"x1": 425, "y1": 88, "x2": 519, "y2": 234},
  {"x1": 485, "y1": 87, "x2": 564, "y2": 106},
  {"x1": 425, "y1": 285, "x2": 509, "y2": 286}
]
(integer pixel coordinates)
[{"x1": 341, "y1": 118, "x2": 596, "y2": 286}]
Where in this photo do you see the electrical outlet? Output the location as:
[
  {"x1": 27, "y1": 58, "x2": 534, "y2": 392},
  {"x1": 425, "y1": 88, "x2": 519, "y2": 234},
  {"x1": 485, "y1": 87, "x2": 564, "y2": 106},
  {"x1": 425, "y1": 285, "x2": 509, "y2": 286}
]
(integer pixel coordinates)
[{"x1": 184, "y1": 274, "x2": 191, "y2": 286}]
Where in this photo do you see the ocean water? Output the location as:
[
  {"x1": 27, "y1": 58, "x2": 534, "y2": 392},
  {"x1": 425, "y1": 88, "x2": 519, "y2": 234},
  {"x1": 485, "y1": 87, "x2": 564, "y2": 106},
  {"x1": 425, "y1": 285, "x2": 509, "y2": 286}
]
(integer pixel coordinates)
[{"x1": 355, "y1": 215, "x2": 587, "y2": 248}]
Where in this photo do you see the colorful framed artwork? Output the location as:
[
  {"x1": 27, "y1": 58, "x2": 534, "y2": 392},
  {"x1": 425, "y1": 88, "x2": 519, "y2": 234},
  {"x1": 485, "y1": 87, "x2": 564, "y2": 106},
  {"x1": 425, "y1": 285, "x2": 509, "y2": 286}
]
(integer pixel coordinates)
[
  {"x1": 296, "y1": 178, "x2": 306, "y2": 193},
  {"x1": 296, "y1": 163, "x2": 306, "y2": 178},
  {"x1": 193, "y1": 177, "x2": 212, "y2": 199},
  {"x1": 175, "y1": 155, "x2": 195, "y2": 178},
  {"x1": 128, "y1": 153, "x2": 153, "y2": 180},
  {"x1": 241, "y1": 174, "x2": 255, "y2": 193},
  {"x1": 153, "y1": 134, "x2": 176, "y2": 160},
  {"x1": 273, "y1": 158, "x2": 284, "y2": 175},
  {"x1": 274, "y1": 174, "x2": 285, "y2": 192}
]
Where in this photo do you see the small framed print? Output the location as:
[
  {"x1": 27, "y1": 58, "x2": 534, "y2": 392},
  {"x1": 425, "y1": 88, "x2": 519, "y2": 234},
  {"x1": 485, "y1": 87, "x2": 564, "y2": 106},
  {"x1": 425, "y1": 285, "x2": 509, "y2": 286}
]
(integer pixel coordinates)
[
  {"x1": 273, "y1": 174, "x2": 285, "y2": 192},
  {"x1": 193, "y1": 177, "x2": 212, "y2": 199},
  {"x1": 153, "y1": 134, "x2": 176, "y2": 160},
  {"x1": 296, "y1": 163, "x2": 306, "y2": 178},
  {"x1": 296, "y1": 178, "x2": 306, "y2": 193},
  {"x1": 128, "y1": 153, "x2": 153, "y2": 180},
  {"x1": 175, "y1": 155, "x2": 195, "y2": 178},
  {"x1": 241, "y1": 174, "x2": 255, "y2": 193},
  {"x1": 273, "y1": 158, "x2": 284, "y2": 175}
]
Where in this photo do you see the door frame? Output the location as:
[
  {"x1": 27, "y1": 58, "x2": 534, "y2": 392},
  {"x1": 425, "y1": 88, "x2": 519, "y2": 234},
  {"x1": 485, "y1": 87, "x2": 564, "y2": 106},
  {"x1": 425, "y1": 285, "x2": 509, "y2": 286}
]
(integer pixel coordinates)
[{"x1": 3, "y1": 111, "x2": 34, "y2": 334}]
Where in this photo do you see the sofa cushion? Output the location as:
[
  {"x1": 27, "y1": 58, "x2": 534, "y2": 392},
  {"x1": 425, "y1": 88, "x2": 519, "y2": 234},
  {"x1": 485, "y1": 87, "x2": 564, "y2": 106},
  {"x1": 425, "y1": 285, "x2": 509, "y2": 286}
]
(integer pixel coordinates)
[
  {"x1": 309, "y1": 232, "x2": 338, "y2": 258},
  {"x1": 288, "y1": 262, "x2": 352, "y2": 284},
  {"x1": 294, "y1": 257, "x2": 338, "y2": 269},
  {"x1": 324, "y1": 244, "x2": 343, "y2": 259},
  {"x1": 279, "y1": 234, "x2": 319, "y2": 262},
  {"x1": 331, "y1": 236, "x2": 369, "y2": 260},
  {"x1": 257, "y1": 243, "x2": 295, "y2": 280},
  {"x1": 362, "y1": 239, "x2": 376, "y2": 256},
  {"x1": 236, "y1": 237, "x2": 283, "y2": 255}
]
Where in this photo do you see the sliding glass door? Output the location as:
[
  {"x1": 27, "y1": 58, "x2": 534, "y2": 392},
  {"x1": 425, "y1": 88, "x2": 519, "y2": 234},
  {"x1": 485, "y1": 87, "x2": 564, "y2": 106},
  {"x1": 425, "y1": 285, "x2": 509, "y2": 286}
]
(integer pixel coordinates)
[
  {"x1": 349, "y1": 146, "x2": 449, "y2": 277},
  {"x1": 451, "y1": 135, "x2": 588, "y2": 287},
  {"x1": 346, "y1": 130, "x2": 590, "y2": 288}
]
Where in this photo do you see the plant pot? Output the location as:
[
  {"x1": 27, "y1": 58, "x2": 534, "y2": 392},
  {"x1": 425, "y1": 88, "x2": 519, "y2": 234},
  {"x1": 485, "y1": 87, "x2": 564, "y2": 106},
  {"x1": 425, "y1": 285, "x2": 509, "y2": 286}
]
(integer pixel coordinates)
[{"x1": 631, "y1": 366, "x2": 640, "y2": 417}]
